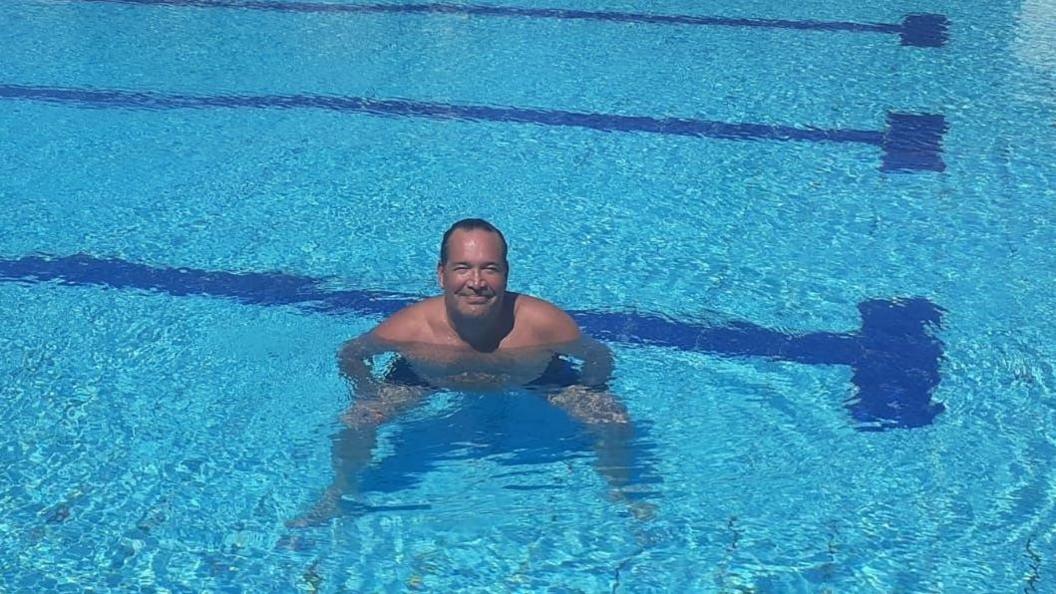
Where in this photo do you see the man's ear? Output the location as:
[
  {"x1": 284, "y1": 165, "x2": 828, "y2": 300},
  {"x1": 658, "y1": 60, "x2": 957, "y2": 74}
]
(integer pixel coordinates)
[{"x1": 436, "y1": 263, "x2": 445, "y2": 289}]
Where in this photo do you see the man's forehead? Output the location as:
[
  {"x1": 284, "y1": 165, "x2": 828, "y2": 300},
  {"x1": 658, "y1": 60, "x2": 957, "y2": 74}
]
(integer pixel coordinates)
[
  {"x1": 448, "y1": 229, "x2": 504, "y2": 250},
  {"x1": 444, "y1": 230, "x2": 507, "y2": 266}
]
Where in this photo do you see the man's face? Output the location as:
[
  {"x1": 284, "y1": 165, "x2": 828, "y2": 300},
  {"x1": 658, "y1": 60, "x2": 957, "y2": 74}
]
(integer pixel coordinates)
[{"x1": 438, "y1": 229, "x2": 508, "y2": 320}]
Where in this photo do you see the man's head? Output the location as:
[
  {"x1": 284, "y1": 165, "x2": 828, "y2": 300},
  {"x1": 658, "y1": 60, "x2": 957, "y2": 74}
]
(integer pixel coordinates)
[
  {"x1": 438, "y1": 218, "x2": 508, "y2": 267},
  {"x1": 437, "y1": 219, "x2": 509, "y2": 323}
]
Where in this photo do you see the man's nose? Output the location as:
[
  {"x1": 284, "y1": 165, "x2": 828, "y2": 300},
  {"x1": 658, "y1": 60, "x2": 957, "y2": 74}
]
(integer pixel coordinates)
[{"x1": 468, "y1": 270, "x2": 485, "y2": 287}]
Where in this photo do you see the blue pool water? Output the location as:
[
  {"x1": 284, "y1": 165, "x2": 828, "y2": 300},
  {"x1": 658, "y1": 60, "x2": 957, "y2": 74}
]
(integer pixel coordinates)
[{"x1": 1, "y1": 0, "x2": 1055, "y2": 591}]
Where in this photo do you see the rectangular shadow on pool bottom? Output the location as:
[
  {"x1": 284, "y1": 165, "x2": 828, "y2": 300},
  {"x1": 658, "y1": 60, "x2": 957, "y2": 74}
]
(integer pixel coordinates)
[{"x1": 0, "y1": 253, "x2": 945, "y2": 430}]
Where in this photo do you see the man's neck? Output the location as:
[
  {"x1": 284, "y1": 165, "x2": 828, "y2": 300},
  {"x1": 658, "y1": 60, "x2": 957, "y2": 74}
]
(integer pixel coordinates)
[{"x1": 445, "y1": 306, "x2": 512, "y2": 352}]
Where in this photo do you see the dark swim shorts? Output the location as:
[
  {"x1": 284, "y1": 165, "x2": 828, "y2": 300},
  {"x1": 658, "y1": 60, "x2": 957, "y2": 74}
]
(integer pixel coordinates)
[{"x1": 383, "y1": 354, "x2": 582, "y2": 389}]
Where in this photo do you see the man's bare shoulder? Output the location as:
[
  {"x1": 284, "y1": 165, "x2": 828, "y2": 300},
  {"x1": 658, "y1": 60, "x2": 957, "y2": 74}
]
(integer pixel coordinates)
[
  {"x1": 372, "y1": 297, "x2": 444, "y2": 343},
  {"x1": 513, "y1": 294, "x2": 581, "y2": 344}
]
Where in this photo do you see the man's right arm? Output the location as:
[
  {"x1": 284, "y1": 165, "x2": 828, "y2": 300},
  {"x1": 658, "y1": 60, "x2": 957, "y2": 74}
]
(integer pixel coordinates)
[
  {"x1": 337, "y1": 331, "x2": 435, "y2": 429},
  {"x1": 337, "y1": 333, "x2": 389, "y2": 396},
  {"x1": 337, "y1": 302, "x2": 429, "y2": 393}
]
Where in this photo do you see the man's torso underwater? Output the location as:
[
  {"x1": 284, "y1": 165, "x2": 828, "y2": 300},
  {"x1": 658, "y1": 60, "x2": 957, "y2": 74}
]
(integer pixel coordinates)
[{"x1": 379, "y1": 344, "x2": 581, "y2": 392}]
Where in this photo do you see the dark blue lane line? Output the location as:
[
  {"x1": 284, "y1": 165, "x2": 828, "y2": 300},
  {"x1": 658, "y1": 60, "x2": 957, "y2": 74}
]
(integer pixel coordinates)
[
  {"x1": 882, "y1": 113, "x2": 947, "y2": 172},
  {"x1": 0, "y1": 85, "x2": 947, "y2": 172},
  {"x1": 81, "y1": 0, "x2": 949, "y2": 47},
  {"x1": 0, "y1": 254, "x2": 946, "y2": 430}
]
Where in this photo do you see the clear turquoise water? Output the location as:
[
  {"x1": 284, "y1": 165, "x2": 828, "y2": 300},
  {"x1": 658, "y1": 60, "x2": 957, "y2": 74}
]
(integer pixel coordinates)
[{"x1": 1, "y1": 0, "x2": 1055, "y2": 591}]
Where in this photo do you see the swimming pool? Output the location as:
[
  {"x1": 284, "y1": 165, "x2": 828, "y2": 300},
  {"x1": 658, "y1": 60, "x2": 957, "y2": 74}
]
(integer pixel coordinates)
[{"x1": 2, "y1": 0, "x2": 1055, "y2": 590}]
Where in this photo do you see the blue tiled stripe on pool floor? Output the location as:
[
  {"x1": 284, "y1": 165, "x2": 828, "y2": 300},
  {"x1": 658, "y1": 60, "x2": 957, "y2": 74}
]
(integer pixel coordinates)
[
  {"x1": 0, "y1": 84, "x2": 948, "y2": 172},
  {"x1": 81, "y1": 0, "x2": 949, "y2": 47},
  {"x1": 0, "y1": 254, "x2": 946, "y2": 430}
]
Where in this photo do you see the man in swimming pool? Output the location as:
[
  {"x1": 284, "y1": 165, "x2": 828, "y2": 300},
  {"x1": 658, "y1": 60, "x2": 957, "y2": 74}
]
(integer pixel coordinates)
[{"x1": 291, "y1": 218, "x2": 641, "y2": 526}]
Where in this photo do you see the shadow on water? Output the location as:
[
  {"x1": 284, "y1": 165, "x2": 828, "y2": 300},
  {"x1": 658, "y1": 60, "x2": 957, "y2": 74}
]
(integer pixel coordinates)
[{"x1": 358, "y1": 390, "x2": 661, "y2": 496}]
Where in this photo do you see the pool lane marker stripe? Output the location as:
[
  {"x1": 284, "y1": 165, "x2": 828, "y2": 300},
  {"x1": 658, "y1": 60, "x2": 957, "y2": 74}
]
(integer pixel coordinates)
[
  {"x1": 0, "y1": 254, "x2": 946, "y2": 430},
  {"x1": 83, "y1": 0, "x2": 950, "y2": 48},
  {"x1": 0, "y1": 84, "x2": 948, "y2": 172}
]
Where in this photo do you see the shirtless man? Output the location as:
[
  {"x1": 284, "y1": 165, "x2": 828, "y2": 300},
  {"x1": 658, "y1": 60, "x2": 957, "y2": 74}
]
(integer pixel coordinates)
[{"x1": 292, "y1": 219, "x2": 639, "y2": 526}]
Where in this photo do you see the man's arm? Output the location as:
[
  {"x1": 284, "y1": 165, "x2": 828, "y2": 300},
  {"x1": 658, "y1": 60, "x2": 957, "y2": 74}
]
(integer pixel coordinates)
[
  {"x1": 337, "y1": 331, "x2": 435, "y2": 427},
  {"x1": 337, "y1": 302, "x2": 431, "y2": 398},
  {"x1": 523, "y1": 297, "x2": 614, "y2": 387},
  {"x1": 548, "y1": 336, "x2": 629, "y2": 424},
  {"x1": 559, "y1": 335, "x2": 615, "y2": 389},
  {"x1": 337, "y1": 333, "x2": 388, "y2": 396},
  {"x1": 525, "y1": 302, "x2": 646, "y2": 503}
]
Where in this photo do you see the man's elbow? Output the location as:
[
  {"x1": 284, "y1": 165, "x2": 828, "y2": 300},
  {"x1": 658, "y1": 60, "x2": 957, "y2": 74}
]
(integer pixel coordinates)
[
  {"x1": 582, "y1": 340, "x2": 615, "y2": 385},
  {"x1": 337, "y1": 338, "x2": 366, "y2": 362},
  {"x1": 337, "y1": 336, "x2": 376, "y2": 375}
]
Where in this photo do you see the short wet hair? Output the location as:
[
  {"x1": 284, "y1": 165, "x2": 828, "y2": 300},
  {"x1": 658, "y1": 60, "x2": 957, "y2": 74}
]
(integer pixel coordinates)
[{"x1": 439, "y1": 218, "x2": 508, "y2": 266}]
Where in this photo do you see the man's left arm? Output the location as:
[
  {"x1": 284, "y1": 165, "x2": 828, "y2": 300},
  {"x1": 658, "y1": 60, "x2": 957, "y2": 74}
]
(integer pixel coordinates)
[
  {"x1": 527, "y1": 300, "x2": 629, "y2": 424},
  {"x1": 549, "y1": 336, "x2": 630, "y2": 425},
  {"x1": 535, "y1": 303, "x2": 653, "y2": 514},
  {"x1": 564, "y1": 335, "x2": 614, "y2": 389}
]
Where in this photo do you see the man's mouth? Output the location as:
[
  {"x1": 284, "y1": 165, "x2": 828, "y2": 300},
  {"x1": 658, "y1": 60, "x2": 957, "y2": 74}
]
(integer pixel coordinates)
[{"x1": 461, "y1": 294, "x2": 492, "y2": 304}]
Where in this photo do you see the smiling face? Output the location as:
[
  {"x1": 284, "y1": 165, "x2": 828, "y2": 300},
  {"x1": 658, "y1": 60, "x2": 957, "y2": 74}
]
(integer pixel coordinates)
[{"x1": 437, "y1": 228, "x2": 509, "y2": 323}]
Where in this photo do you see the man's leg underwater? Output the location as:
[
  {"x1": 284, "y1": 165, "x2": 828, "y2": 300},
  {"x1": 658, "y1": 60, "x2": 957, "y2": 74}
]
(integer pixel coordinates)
[
  {"x1": 289, "y1": 384, "x2": 432, "y2": 527},
  {"x1": 545, "y1": 386, "x2": 653, "y2": 516}
]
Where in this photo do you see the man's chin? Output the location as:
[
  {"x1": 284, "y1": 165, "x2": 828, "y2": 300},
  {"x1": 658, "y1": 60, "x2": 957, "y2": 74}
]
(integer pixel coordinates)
[
  {"x1": 458, "y1": 304, "x2": 494, "y2": 317},
  {"x1": 455, "y1": 298, "x2": 498, "y2": 317}
]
